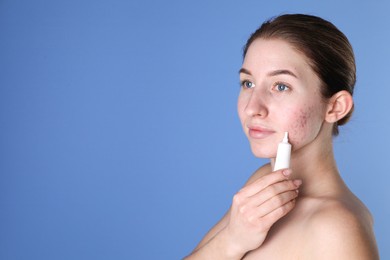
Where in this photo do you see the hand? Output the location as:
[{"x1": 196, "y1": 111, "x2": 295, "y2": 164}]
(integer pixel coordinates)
[{"x1": 223, "y1": 169, "x2": 301, "y2": 258}]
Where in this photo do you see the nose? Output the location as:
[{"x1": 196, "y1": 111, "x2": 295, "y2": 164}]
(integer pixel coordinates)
[{"x1": 244, "y1": 89, "x2": 268, "y2": 118}]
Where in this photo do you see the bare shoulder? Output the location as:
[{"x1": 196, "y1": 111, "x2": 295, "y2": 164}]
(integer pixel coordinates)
[{"x1": 301, "y1": 196, "x2": 379, "y2": 259}]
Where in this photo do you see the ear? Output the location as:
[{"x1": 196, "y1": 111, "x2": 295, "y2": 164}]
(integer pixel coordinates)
[{"x1": 325, "y1": 90, "x2": 354, "y2": 123}]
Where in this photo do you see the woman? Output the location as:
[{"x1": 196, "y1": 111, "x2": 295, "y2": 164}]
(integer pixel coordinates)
[{"x1": 185, "y1": 14, "x2": 379, "y2": 259}]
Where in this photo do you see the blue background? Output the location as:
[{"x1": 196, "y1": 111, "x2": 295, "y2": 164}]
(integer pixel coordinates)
[{"x1": 1, "y1": 1, "x2": 389, "y2": 259}]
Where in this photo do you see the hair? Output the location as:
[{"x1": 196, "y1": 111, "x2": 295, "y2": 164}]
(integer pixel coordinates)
[{"x1": 243, "y1": 14, "x2": 356, "y2": 136}]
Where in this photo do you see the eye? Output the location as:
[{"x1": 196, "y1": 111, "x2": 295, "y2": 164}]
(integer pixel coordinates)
[
  {"x1": 241, "y1": 80, "x2": 255, "y2": 89},
  {"x1": 274, "y1": 82, "x2": 290, "y2": 92}
]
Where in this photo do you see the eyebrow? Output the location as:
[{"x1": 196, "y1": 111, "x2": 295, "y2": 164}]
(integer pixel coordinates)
[
  {"x1": 239, "y1": 68, "x2": 298, "y2": 78},
  {"x1": 239, "y1": 68, "x2": 252, "y2": 75}
]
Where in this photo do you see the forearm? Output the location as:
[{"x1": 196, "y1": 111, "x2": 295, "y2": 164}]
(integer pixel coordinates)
[{"x1": 184, "y1": 228, "x2": 245, "y2": 260}]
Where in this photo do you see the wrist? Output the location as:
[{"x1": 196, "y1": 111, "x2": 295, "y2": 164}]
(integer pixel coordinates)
[{"x1": 217, "y1": 227, "x2": 246, "y2": 259}]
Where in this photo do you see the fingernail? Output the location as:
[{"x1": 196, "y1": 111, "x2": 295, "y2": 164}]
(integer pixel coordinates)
[
  {"x1": 282, "y1": 169, "x2": 292, "y2": 176},
  {"x1": 293, "y1": 179, "x2": 302, "y2": 187}
]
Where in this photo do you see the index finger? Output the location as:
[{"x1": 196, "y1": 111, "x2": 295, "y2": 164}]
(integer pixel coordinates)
[{"x1": 238, "y1": 169, "x2": 292, "y2": 197}]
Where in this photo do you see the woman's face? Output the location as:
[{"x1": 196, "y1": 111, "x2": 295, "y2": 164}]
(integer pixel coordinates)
[{"x1": 238, "y1": 38, "x2": 328, "y2": 158}]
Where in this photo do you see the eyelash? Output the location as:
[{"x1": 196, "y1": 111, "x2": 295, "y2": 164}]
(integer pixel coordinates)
[
  {"x1": 240, "y1": 80, "x2": 291, "y2": 92},
  {"x1": 273, "y1": 81, "x2": 291, "y2": 92},
  {"x1": 240, "y1": 80, "x2": 255, "y2": 89}
]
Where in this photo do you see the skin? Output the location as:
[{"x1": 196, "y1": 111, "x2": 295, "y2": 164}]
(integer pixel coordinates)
[{"x1": 184, "y1": 38, "x2": 379, "y2": 259}]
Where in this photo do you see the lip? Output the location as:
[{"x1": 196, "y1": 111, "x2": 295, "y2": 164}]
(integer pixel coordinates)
[{"x1": 247, "y1": 124, "x2": 275, "y2": 139}]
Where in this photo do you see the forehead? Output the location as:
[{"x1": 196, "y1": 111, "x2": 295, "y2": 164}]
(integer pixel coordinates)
[{"x1": 242, "y1": 38, "x2": 315, "y2": 78}]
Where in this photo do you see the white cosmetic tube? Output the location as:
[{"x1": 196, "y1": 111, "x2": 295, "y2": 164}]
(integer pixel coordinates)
[{"x1": 273, "y1": 132, "x2": 291, "y2": 171}]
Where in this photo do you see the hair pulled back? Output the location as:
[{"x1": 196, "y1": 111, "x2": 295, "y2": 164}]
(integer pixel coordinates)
[{"x1": 243, "y1": 14, "x2": 356, "y2": 136}]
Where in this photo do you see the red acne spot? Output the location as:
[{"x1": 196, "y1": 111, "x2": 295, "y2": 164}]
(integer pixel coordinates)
[
  {"x1": 288, "y1": 107, "x2": 313, "y2": 144},
  {"x1": 297, "y1": 110, "x2": 309, "y2": 129}
]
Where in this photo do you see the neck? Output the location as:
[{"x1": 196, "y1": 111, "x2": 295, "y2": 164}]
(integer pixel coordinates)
[{"x1": 281, "y1": 126, "x2": 346, "y2": 198}]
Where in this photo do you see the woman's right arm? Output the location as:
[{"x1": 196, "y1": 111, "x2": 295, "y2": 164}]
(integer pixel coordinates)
[{"x1": 184, "y1": 169, "x2": 301, "y2": 259}]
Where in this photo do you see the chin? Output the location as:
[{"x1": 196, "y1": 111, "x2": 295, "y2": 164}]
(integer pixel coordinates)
[{"x1": 249, "y1": 143, "x2": 276, "y2": 159}]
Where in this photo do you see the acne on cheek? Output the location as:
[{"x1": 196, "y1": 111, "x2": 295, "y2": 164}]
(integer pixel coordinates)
[{"x1": 286, "y1": 107, "x2": 315, "y2": 146}]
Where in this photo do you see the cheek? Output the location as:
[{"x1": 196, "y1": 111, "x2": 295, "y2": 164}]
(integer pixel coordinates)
[{"x1": 286, "y1": 106, "x2": 323, "y2": 146}]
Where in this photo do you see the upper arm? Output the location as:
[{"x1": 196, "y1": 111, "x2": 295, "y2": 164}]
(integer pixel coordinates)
[{"x1": 303, "y1": 206, "x2": 379, "y2": 260}]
